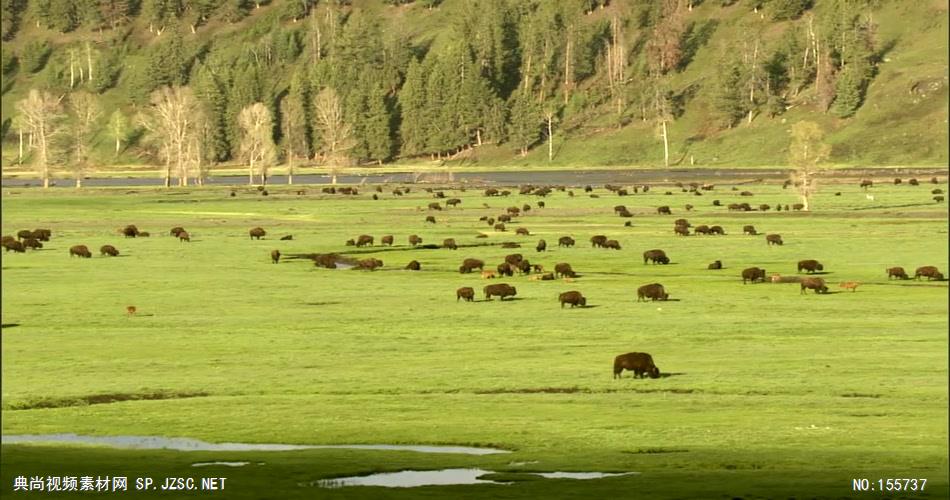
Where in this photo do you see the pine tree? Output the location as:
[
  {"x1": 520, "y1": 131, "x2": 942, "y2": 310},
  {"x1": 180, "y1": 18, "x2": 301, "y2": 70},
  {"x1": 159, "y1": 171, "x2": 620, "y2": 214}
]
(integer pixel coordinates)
[
  {"x1": 398, "y1": 58, "x2": 429, "y2": 156},
  {"x1": 508, "y1": 90, "x2": 542, "y2": 156},
  {"x1": 712, "y1": 56, "x2": 746, "y2": 128}
]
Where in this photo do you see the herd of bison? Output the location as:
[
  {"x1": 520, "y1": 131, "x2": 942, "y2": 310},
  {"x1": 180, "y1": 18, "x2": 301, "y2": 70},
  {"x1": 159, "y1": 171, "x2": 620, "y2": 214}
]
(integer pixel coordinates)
[{"x1": 3, "y1": 175, "x2": 946, "y2": 380}]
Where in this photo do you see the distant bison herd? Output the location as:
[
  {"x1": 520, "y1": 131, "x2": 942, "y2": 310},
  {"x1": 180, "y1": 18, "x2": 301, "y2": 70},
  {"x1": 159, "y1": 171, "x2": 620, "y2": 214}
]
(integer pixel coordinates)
[{"x1": 5, "y1": 177, "x2": 947, "y2": 383}]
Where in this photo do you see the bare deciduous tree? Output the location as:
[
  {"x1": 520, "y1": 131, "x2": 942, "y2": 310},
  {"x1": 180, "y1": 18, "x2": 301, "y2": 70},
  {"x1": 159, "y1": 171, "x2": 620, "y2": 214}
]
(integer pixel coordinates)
[
  {"x1": 68, "y1": 91, "x2": 101, "y2": 188},
  {"x1": 789, "y1": 121, "x2": 831, "y2": 211},
  {"x1": 237, "y1": 102, "x2": 277, "y2": 186},
  {"x1": 141, "y1": 86, "x2": 204, "y2": 187},
  {"x1": 313, "y1": 87, "x2": 354, "y2": 185},
  {"x1": 16, "y1": 89, "x2": 65, "y2": 188},
  {"x1": 108, "y1": 110, "x2": 128, "y2": 156}
]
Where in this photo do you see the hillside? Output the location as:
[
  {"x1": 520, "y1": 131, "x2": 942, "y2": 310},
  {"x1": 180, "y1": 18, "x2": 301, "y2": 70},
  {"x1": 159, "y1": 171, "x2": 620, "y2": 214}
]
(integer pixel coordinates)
[{"x1": 0, "y1": 0, "x2": 947, "y2": 177}]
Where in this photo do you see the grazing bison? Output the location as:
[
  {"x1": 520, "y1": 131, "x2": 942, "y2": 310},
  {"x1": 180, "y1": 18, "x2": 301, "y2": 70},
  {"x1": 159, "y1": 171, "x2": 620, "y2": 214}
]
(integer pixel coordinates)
[
  {"x1": 32, "y1": 229, "x2": 52, "y2": 241},
  {"x1": 537, "y1": 201, "x2": 545, "y2": 208},
  {"x1": 558, "y1": 236, "x2": 576, "y2": 247},
  {"x1": 442, "y1": 238, "x2": 458, "y2": 250},
  {"x1": 657, "y1": 206, "x2": 672, "y2": 215},
  {"x1": 460, "y1": 258, "x2": 485, "y2": 273},
  {"x1": 356, "y1": 258, "x2": 383, "y2": 271},
  {"x1": 69, "y1": 245, "x2": 92, "y2": 258},
  {"x1": 313, "y1": 253, "x2": 339, "y2": 269},
  {"x1": 280, "y1": 235, "x2": 293, "y2": 241},
  {"x1": 740, "y1": 191, "x2": 754, "y2": 196},
  {"x1": 536, "y1": 239, "x2": 547, "y2": 252},
  {"x1": 859, "y1": 179, "x2": 873, "y2": 189},
  {"x1": 742, "y1": 267, "x2": 767, "y2": 284},
  {"x1": 766, "y1": 234, "x2": 783, "y2": 246},
  {"x1": 446, "y1": 198, "x2": 462, "y2": 207},
  {"x1": 685, "y1": 204, "x2": 694, "y2": 211},
  {"x1": 674, "y1": 225, "x2": 690, "y2": 236},
  {"x1": 894, "y1": 178, "x2": 902, "y2": 185},
  {"x1": 381, "y1": 235, "x2": 394, "y2": 246},
  {"x1": 494, "y1": 223, "x2": 507, "y2": 232},
  {"x1": 886, "y1": 267, "x2": 909, "y2": 280},
  {"x1": 590, "y1": 235, "x2": 608, "y2": 248},
  {"x1": 249, "y1": 227, "x2": 266, "y2": 240},
  {"x1": 643, "y1": 249, "x2": 669, "y2": 265},
  {"x1": 497, "y1": 263, "x2": 515, "y2": 277},
  {"x1": 170, "y1": 227, "x2": 185, "y2": 237},
  {"x1": 425, "y1": 216, "x2": 437, "y2": 224},
  {"x1": 484, "y1": 283, "x2": 517, "y2": 301},
  {"x1": 614, "y1": 352, "x2": 660, "y2": 379},
  {"x1": 934, "y1": 196, "x2": 944, "y2": 203},
  {"x1": 516, "y1": 227, "x2": 530, "y2": 236},
  {"x1": 792, "y1": 203, "x2": 804, "y2": 211},
  {"x1": 498, "y1": 214, "x2": 512, "y2": 223},
  {"x1": 16, "y1": 229, "x2": 33, "y2": 240},
  {"x1": 603, "y1": 239, "x2": 621, "y2": 250},
  {"x1": 554, "y1": 263, "x2": 576, "y2": 278},
  {"x1": 138, "y1": 231, "x2": 149, "y2": 237},
  {"x1": 428, "y1": 202, "x2": 443, "y2": 211},
  {"x1": 484, "y1": 188, "x2": 500, "y2": 196},
  {"x1": 797, "y1": 260, "x2": 824, "y2": 273},
  {"x1": 22, "y1": 238, "x2": 43, "y2": 250},
  {"x1": 559, "y1": 291, "x2": 587, "y2": 308},
  {"x1": 909, "y1": 178, "x2": 920, "y2": 185},
  {"x1": 637, "y1": 283, "x2": 669, "y2": 302},
  {"x1": 915, "y1": 266, "x2": 944, "y2": 281},
  {"x1": 693, "y1": 225, "x2": 710, "y2": 235},
  {"x1": 3, "y1": 240, "x2": 25, "y2": 253},
  {"x1": 709, "y1": 225, "x2": 725, "y2": 235},
  {"x1": 800, "y1": 277, "x2": 829, "y2": 294},
  {"x1": 405, "y1": 260, "x2": 421, "y2": 271},
  {"x1": 486, "y1": 218, "x2": 496, "y2": 226},
  {"x1": 178, "y1": 231, "x2": 191, "y2": 242},
  {"x1": 614, "y1": 205, "x2": 628, "y2": 214},
  {"x1": 743, "y1": 225, "x2": 757, "y2": 235},
  {"x1": 507, "y1": 206, "x2": 521, "y2": 216},
  {"x1": 504, "y1": 254, "x2": 524, "y2": 265},
  {"x1": 708, "y1": 260, "x2": 722, "y2": 270},
  {"x1": 345, "y1": 239, "x2": 356, "y2": 246},
  {"x1": 409, "y1": 235, "x2": 422, "y2": 246},
  {"x1": 457, "y1": 287, "x2": 476, "y2": 302},
  {"x1": 100, "y1": 245, "x2": 120, "y2": 257},
  {"x1": 122, "y1": 225, "x2": 139, "y2": 238},
  {"x1": 516, "y1": 259, "x2": 532, "y2": 274},
  {"x1": 271, "y1": 249, "x2": 281, "y2": 264},
  {"x1": 674, "y1": 218, "x2": 690, "y2": 227},
  {"x1": 356, "y1": 235, "x2": 374, "y2": 247},
  {"x1": 759, "y1": 204, "x2": 771, "y2": 211}
]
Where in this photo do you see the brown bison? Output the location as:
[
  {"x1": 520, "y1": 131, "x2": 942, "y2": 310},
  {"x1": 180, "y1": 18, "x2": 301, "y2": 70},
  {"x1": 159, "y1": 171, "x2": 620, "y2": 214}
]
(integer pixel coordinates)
[
  {"x1": 271, "y1": 249, "x2": 281, "y2": 264},
  {"x1": 797, "y1": 260, "x2": 824, "y2": 273},
  {"x1": 425, "y1": 216, "x2": 437, "y2": 224},
  {"x1": 498, "y1": 214, "x2": 512, "y2": 223},
  {"x1": 3, "y1": 240, "x2": 25, "y2": 253},
  {"x1": 674, "y1": 218, "x2": 690, "y2": 227},
  {"x1": 381, "y1": 235, "x2": 394, "y2": 246},
  {"x1": 14, "y1": 229, "x2": 31, "y2": 240},
  {"x1": 915, "y1": 266, "x2": 944, "y2": 280},
  {"x1": 313, "y1": 253, "x2": 339, "y2": 269},
  {"x1": 443, "y1": 238, "x2": 458, "y2": 250},
  {"x1": 792, "y1": 203, "x2": 805, "y2": 211},
  {"x1": 657, "y1": 206, "x2": 672, "y2": 215},
  {"x1": 558, "y1": 236, "x2": 575, "y2": 247},
  {"x1": 759, "y1": 204, "x2": 771, "y2": 211},
  {"x1": 345, "y1": 239, "x2": 356, "y2": 246},
  {"x1": 766, "y1": 234, "x2": 783, "y2": 246},
  {"x1": 559, "y1": 291, "x2": 587, "y2": 308},
  {"x1": 122, "y1": 225, "x2": 139, "y2": 238},
  {"x1": 614, "y1": 205, "x2": 628, "y2": 214},
  {"x1": 515, "y1": 227, "x2": 530, "y2": 236},
  {"x1": 743, "y1": 225, "x2": 757, "y2": 235},
  {"x1": 457, "y1": 287, "x2": 476, "y2": 302},
  {"x1": 554, "y1": 262, "x2": 576, "y2": 278},
  {"x1": 460, "y1": 258, "x2": 485, "y2": 273},
  {"x1": 693, "y1": 225, "x2": 710, "y2": 235},
  {"x1": 69, "y1": 245, "x2": 92, "y2": 258},
  {"x1": 909, "y1": 178, "x2": 920, "y2": 185},
  {"x1": 590, "y1": 235, "x2": 608, "y2": 247},
  {"x1": 614, "y1": 352, "x2": 660, "y2": 379},
  {"x1": 31, "y1": 229, "x2": 52, "y2": 241},
  {"x1": 356, "y1": 235, "x2": 374, "y2": 247},
  {"x1": 494, "y1": 223, "x2": 507, "y2": 232},
  {"x1": 497, "y1": 262, "x2": 515, "y2": 277},
  {"x1": 504, "y1": 253, "x2": 524, "y2": 265},
  {"x1": 484, "y1": 283, "x2": 517, "y2": 301},
  {"x1": 886, "y1": 267, "x2": 909, "y2": 280},
  {"x1": 428, "y1": 202, "x2": 443, "y2": 211},
  {"x1": 170, "y1": 227, "x2": 185, "y2": 237},
  {"x1": 446, "y1": 198, "x2": 462, "y2": 207},
  {"x1": 859, "y1": 179, "x2": 873, "y2": 189},
  {"x1": 637, "y1": 283, "x2": 669, "y2": 302},
  {"x1": 603, "y1": 239, "x2": 621, "y2": 250},
  {"x1": 742, "y1": 267, "x2": 766, "y2": 284},
  {"x1": 405, "y1": 260, "x2": 421, "y2": 271},
  {"x1": 249, "y1": 227, "x2": 266, "y2": 240},
  {"x1": 800, "y1": 277, "x2": 829, "y2": 294},
  {"x1": 709, "y1": 225, "x2": 725, "y2": 235},
  {"x1": 280, "y1": 235, "x2": 293, "y2": 241},
  {"x1": 643, "y1": 249, "x2": 669, "y2": 265},
  {"x1": 536, "y1": 239, "x2": 547, "y2": 252},
  {"x1": 708, "y1": 260, "x2": 722, "y2": 270},
  {"x1": 507, "y1": 206, "x2": 521, "y2": 215},
  {"x1": 356, "y1": 258, "x2": 383, "y2": 271},
  {"x1": 409, "y1": 235, "x2": 422, "y2": 246},
  {"x1": 484, "y1": 188, "x2": 500, "y2": 196},
  {"x1": 22, "y1": 238, "x2": 43, "y2": 249},
  {"x1": 100, "y1": 245, "x2": 120, "y2": 257},
  {"x1": 178, "y1": 231, "x2": 191, "y2": 242}
]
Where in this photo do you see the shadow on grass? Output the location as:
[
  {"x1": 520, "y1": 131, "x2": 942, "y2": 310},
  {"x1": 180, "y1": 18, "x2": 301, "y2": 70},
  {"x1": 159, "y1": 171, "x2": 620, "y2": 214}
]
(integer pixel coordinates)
[
  {"x1": 1, "y1": 323, "x2": 20, "y2": 328},
  {"x1": 6, "y1": 391, "x2": 209, "y2": 410},
  {"x1": 303, "y1": 302, "x2": 342, "y2": 306}
]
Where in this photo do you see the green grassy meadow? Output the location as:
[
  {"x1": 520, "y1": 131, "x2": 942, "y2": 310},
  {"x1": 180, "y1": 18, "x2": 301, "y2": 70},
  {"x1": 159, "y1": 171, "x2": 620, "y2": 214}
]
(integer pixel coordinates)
[{"x1": 1, "y1": 177, "x2": 948, "y2": 499}]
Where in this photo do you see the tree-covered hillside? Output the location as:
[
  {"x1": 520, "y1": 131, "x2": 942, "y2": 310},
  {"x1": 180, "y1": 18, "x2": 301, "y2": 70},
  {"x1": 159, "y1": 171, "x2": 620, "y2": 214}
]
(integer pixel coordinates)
[{"x1": 1, "y1": 0, "x2": 947, "y2": 180}]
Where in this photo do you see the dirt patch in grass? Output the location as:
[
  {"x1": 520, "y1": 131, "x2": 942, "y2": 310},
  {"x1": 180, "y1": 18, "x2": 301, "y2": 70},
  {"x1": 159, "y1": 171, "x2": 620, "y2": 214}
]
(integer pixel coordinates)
[{"x1": 6, "y1": 391, "x2": 210, "y2": 410}]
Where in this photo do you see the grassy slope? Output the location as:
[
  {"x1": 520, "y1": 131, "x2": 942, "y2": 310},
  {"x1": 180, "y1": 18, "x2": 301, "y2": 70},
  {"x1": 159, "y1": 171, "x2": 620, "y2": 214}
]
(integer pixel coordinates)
[
  {"x1": 1, "y1": 0, "x2": 948, "y2": 173},
  {"x1": 1, "y1": 178, "x2": 947, "y2": 498}
]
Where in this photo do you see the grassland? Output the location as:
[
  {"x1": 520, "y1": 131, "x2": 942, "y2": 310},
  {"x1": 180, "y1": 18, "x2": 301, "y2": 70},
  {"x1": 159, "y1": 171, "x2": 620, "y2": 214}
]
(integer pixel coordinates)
[{"x1": 1, "y1": 176, "x2": 948, "y2": 499}]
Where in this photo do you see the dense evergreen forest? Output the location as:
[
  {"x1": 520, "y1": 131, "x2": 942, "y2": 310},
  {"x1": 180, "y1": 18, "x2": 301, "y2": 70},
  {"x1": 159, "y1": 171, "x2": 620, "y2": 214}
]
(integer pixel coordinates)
[{"x1": 0, "y1": 0, "x2": 947, "y2": 184}]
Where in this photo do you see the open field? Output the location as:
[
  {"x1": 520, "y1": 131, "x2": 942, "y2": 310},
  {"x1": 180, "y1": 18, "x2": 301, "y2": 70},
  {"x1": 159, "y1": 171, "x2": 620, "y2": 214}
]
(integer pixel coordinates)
[{"x1": 2, "y1": 176, "x2": 948, "y2": 499}]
